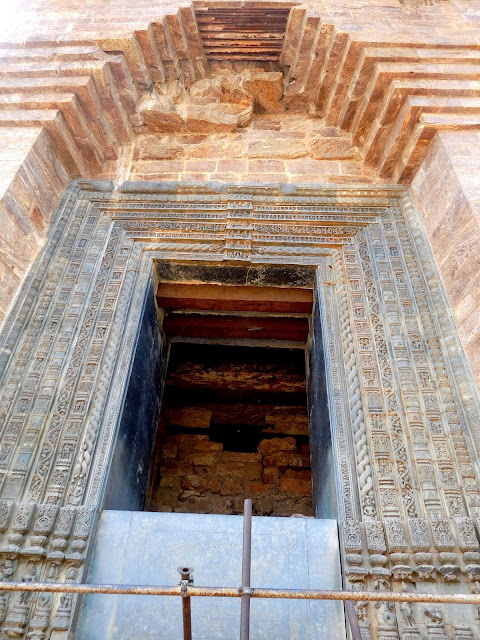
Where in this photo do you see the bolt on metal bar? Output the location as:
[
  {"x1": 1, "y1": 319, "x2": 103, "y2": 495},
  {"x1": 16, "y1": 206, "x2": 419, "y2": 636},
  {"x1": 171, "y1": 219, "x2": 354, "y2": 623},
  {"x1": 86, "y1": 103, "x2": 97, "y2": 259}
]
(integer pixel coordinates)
[
  {"x1": 240, "y1": 498, "x2": 252, "y2": 640},
  {"x1": 1, "y1": 582, "x2": 480, "y2": 605},
  {"x1": 344, "y1": 600, "x2": 362, "y2": 640},
  {"x1": 178, "y1": 567, "x2": 194, "y2": 640}
]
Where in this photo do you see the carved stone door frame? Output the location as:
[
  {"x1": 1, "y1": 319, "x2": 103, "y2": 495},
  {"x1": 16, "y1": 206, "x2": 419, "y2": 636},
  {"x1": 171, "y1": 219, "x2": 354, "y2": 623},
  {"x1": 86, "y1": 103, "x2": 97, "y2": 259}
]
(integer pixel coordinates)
[{"x1": 1, "y1": 180, "x2": 480, "y2": 638}]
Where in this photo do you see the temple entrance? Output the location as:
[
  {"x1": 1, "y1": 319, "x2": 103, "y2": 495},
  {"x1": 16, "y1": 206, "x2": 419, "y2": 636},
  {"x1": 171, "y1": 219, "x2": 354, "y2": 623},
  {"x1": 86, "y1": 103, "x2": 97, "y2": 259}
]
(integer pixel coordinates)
[
  {"x1": 79, "y1": 262, "x2": 345, "y2": 640},
  {"x1": 103, "y1": 262, "x2": 337, "y2": 519}
]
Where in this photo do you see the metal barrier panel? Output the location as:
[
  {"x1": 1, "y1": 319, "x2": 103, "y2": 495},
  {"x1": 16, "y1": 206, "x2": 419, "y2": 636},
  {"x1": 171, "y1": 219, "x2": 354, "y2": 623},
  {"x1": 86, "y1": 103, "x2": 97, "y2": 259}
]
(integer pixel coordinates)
[{"x1": 76, "y1": 511, "x2": 346, "y2": 640}]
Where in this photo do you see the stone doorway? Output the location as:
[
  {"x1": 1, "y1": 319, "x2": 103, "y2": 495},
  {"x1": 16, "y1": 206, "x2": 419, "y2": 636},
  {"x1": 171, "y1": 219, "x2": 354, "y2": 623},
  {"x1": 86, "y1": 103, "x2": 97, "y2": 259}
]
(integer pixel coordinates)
[
  {"x1": 103, "y1": 262, "x2": 337, "y2": 520},
  {"x1": 79, "y1": 261, "x2": 344, "y2": 639}
]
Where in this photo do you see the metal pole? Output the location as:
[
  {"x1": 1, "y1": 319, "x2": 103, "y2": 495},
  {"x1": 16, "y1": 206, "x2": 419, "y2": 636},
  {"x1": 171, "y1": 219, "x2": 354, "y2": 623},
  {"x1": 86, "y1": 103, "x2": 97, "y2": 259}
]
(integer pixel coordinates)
[
  {"x1": 178, "y1": 567, "x2": 194, "y2": 640},
  {"x1": 344, "y1": 600, "x2": 362, "y2": 640},
  {"x1": 240, "y1": 498, "x2": 252, "y2": 640},
  {"x1": 2, "y1": 581, "x2": 480, "y2": 606}
]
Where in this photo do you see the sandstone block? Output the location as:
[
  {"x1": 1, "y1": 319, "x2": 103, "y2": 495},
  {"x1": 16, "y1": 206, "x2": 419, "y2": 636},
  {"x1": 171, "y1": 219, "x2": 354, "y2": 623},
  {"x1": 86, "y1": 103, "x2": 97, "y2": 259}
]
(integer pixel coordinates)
[
  {"x1": 217, "y1": 462, "x2": 244, "y2": 477},
  {"x1": 181, "y1": 475, "x2": 209, "y2": 493},
  {"x1": 153, "y1": 505, "x2": 174, "y2": 513},
  {"x1": 181, "y1": 172, "x2": 210, "y2": 181},
  {"x1": 225, "y1": 496, "x2": 246, "y2": 514},
  {"x1": 220, "y1": 103, "x2": 253, "y2": 128},
  {"x1": 157, "y1": 489, "x2": 179, "y2": 508},
  {"x1": 190, "y1": 77, "x2": 221, "y2": 104},
  {"x1": 181, "y1": 104, "x2": 238, "y2": 133},
  {"x1": 196, "y1": 440, "x2": 224, "y2": 452},
  {"x1": 159, "y1": 476, "x2": 181, "y2": 490},
  {"x1": 209, "y1": 477, "x2": 221, "y2": 493},
  {"x1": 220, "y1": 74, "x2": 253, "y2": 106},
  {"x1": 252, "y1": 496, "x2": 275, "y2": 516},
  {"x1": 221, "y1": 452, "x2": 262, "y2": 463},
  {"x1": 160, "y1": 460, "x2": 193, "y2": 476},
  {"x1": 291, "y1": 496, "x2": 314, "y2": 515},
  {"x1": 140, "y1": 95, "x2": 183, "y2": 133},
  {"x1": 248, "y1": 159, "x2": 285, "y2": 173},
  {"x1": 257, "y1": 436, "x2": 297, "y2": 455},
  {"x1": 191, "y1": 464, "x2": 212, "y2": 477},
  {"x1": 175, "y1": 434, "x2": 211, "y2": 454},
  {"x1": 253, "y1": 118, "x2": 281, "y2": 131},
  {"x1": 243, "y1": 462, "x2": 263, "y2": 481},
  {"x1": 273, "y1": 497, "x2": 303, "y2": 517},
  {"x1": 280, "y1": 476, "x2": 312, "y2": 496},
  {"x1": 185, "y1": 159, "x2": 217, "y2": 172},
  {"x1": 311, "y1": 137, "x2": 357, "y2": 160},
  {"x1": 217, "y1": 158, "x2": 247, "y2": 172},
  {"x1": 263, "y1": 467, "x2": 280, "y2": 484},
  {"x1": 284, "y1": 469, "x2": 311, "y2": 480},
  {"x1": 167, "y1": 407, "x2": 212, "y2": 428},
  {"x1": 248, "y1": 481, "x2": 277, "y2": 495},
  {"x1": 221, "y1": 476, "x2": 244, "y2": 495},
  {"x1": 189, "y1": 142, "x2": 243, "y2": 159},
  {"x1": 265, "y1": 407, "x2": 309, "y2": 433},
  {"x1": 247, "y1": 139, "x2": 306, "y2": 159},
  {"x1": 263, "y1": 452, "x2": 311, "y2": 470},
  {"x1": 135, "y1": 137, "x2": 184, "y2": 161},
  {"x1": 242, "y1": 70, "x2": 283, "y2": 114},
  {"x1": 176, "y1": 434, "x2": 222, "y2": 453},
  {"x1": 161, "y1": 440, "x2": 178, "y2": 459},
  {"x1": 177, "y1": 495, "x2": 219, "y2": 513},
  {"x1": 185, "y1": 452, "x2": 219, "y2": 466}
]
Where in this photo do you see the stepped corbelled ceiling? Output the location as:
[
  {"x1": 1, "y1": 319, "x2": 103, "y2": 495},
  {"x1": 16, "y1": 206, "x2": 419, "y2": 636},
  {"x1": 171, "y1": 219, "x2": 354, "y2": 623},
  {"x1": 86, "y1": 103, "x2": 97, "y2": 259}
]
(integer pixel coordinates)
[{"x1": 0, "y1": 1, "x2": 478, "y2": 183}]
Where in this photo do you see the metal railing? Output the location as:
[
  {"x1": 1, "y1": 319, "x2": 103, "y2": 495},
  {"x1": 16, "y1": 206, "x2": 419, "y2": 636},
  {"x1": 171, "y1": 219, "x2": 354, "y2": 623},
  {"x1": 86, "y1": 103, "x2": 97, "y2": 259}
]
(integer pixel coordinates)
[{"x1": 2, "y1": 500, "x2": 480, "y2": 640}]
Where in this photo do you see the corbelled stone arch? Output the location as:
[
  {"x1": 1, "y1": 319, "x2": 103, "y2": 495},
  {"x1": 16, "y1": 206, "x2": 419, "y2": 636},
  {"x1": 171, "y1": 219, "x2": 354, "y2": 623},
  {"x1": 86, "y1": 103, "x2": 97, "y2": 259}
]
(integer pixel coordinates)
[
  {"x1": 0, "y1": 0, "x2": 479, "y2": 329},
  {"x1": 280, "y1": 6, "x2": 480, "y2": 182},
  {"x1": 0, "y1": 1, "x2": 479, "y2": 638}
]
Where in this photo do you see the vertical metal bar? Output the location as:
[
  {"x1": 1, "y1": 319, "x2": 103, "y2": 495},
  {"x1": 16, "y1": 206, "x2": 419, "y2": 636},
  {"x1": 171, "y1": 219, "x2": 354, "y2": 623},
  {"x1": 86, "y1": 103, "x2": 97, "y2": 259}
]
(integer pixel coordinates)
[
  {"x1": 182, "y1": 594, "x2": 192, "y2": 640},
  {"x1": 178, "y1": 567, "x2": 194, "y2": 640},
  {"x1": 240, "y1": 498, "x2": 253, "y2": 640},
  {"x1": 345, "y1": 600, "x2": 362, "y2": 640}
]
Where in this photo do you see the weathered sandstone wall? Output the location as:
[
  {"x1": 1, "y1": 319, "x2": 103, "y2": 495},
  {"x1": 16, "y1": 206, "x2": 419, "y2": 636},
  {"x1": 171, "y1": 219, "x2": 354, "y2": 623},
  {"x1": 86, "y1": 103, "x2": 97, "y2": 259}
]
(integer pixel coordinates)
[
  {"x1": 0, "y1": 0, "x2": 479, "y2": 382},
  {"x1": 411, "y1": 130, "x2": 480, "y2": 383}
]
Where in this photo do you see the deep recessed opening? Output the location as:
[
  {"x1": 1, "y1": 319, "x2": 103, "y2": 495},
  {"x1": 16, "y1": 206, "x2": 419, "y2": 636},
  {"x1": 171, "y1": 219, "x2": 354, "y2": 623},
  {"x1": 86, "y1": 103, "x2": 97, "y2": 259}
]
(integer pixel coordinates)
[
  {"x1": 103, "y1": 263, "x2": 337, "y2": 519},
  {"x1": 146, "y1": 342, "x2": 312, "y2": 516}
]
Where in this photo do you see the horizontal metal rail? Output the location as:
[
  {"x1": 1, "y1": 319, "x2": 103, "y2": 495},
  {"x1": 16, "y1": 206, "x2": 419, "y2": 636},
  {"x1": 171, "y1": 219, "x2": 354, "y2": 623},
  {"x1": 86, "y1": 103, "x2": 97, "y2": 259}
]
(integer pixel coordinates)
[{"x1": 0, "y1": 581, "x2": 479, "y2": 605}]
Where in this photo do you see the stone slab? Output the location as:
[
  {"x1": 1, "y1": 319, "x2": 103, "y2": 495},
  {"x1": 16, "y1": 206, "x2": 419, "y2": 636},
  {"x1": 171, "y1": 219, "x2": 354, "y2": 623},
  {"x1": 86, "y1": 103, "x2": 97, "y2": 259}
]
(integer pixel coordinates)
[{"x1": 76, "y1": 511, "x2": 345, "y2": 640}]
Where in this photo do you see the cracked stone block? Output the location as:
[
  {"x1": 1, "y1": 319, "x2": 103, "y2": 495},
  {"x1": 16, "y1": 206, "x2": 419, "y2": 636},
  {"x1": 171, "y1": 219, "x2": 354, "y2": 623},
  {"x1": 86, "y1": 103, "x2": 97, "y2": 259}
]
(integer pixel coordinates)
[
  {"x1": 139, "y1": 95, "x2": 183, "y2": 133},
  {"x1": 242, "y1": 70, "x2": 284, "y2": 114},
  {"x1": 181, "y1": 104, "x2": 239, "y2": 133},
  {"x1": 311, "y1": 137, "x2": 357, "y2": 160}
]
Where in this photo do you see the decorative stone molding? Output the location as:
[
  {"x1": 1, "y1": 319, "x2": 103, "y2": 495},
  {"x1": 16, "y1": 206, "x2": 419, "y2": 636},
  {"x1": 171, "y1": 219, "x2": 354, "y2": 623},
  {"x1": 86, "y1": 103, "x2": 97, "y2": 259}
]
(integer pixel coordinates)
[{"x1": 0, "y1": 180, "x2": 479, "y2": 637}]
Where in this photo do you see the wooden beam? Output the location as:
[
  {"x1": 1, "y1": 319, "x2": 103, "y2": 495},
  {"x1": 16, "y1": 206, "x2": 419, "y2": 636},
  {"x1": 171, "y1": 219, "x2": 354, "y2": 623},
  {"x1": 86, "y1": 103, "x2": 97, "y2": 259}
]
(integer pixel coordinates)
[{"x1": 157, "y1": 282, "x2": 313, "y2": 313}]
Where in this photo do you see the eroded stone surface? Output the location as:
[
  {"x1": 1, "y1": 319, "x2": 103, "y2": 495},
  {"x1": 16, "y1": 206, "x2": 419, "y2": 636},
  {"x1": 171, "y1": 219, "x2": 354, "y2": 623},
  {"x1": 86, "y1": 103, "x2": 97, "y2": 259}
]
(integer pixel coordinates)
[
  {"x1": 181, "y1": 103, "x2": 239, "y2": 132},
  {"x1": 242, "y1": 70, "x2": 284, "y2": 114},
  {"x1": 311, "y1": 137, "x2": 357, "y2": 160},
  {"x1": 0, "y1": 0, "x2": 478, "y2": 349},
  {"x1": 139, "y1": 95, "x2": 183, "y2": 133}
]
